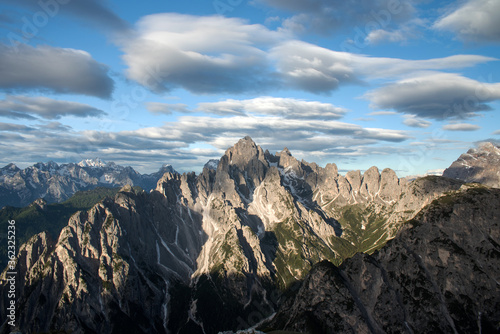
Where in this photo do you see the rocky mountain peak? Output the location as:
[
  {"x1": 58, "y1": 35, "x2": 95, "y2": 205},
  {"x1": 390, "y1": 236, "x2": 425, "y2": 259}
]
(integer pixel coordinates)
[
  {"x1": 224, "y1": 136, "x2": 265, "y2": 167},
  {"x1": 33, "y1": 161, "x2": 59, "y2": 171},
  {"x1": 1, "y1": 163, "x2": 20, "y2": 175},
  {"x1": 30, "y1": 198, "x2": 47, "y2": 210},
  {"x1": 443, "y1": 141, "x2": 500, "y2": 188},
  {"x1": 2, "y1": 163, "x2": 18, "y2": 169},
  {"x1": 157, "y1": 164, "x2": 177, "y2": 175},
  {"x1": 281, "y1": 147, "x2": 292, "y2": 156},
  {"x1": 203, "y1": 159, "x2": 219, "y2": 170},
  {"x1": 474, "y1": 141, "x2": 500, "y2": 154},
  {"x1": 277, "y1": 147, "x2": 300, "y2": 173}
]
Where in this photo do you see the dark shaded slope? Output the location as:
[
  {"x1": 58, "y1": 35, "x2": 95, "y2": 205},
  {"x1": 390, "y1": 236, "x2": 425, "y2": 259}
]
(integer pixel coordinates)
[
  {"x1": 267, "y1": 185, "x2": 500, "y2": 333},
  {"x1": 0, "y1": 187, "x2": 125, "y2": 270}
]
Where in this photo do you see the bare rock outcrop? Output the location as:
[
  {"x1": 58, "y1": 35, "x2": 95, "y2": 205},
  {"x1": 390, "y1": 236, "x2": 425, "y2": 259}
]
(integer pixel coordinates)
[{"x1": 443, "y1": 142, "x2": 500, "y2": 188}]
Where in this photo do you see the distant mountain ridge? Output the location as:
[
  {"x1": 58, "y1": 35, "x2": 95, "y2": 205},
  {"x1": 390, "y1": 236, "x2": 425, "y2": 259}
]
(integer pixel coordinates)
[{"x1": 0, "y1": 159, "x2": 176, "y2": 208}]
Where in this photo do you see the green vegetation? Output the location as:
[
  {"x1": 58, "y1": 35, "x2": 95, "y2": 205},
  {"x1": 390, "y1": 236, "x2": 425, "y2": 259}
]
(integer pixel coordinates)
[
  {"x1": 331, "y1": 204, "x2": 391, "y2": 257},
  {"x1": 102, "y1": 280, "x2": 112, "y2": 291},
  {"x1": 273, "y1": 217, "x2": 337, "y2": 290},
  {"x1": 103, "y1": 214, "x2": 114, "y2": 230},
  {"x1": 0, "y1": 187, "x2": 122, "y2": 270},
  {"x1": 210, "y1": 229, "x2": 246, "y2": 275}
]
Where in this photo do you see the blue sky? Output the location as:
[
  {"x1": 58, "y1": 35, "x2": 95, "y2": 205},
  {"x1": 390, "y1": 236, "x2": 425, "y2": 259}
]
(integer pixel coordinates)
[{"x1": 0, "y1": 0, "x2": 499, "y2": 176}]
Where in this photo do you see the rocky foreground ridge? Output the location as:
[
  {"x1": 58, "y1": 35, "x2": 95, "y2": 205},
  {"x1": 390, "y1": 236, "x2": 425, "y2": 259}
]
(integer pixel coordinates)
[{"x1": 0, "y1": 137, "x2": 497, "y2": 333}]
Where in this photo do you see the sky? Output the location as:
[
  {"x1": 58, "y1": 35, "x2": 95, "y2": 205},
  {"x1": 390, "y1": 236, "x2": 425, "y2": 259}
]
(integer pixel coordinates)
[{"x1": 0, "y1": 0, "x2": 499, "y2": 176}]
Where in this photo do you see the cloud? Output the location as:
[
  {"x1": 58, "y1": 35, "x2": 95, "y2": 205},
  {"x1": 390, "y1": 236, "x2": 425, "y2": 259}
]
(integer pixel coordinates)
[
  {"x1": 270, "y1": 40, "x2": 495, "y2": 93},
  {"x1": 270, "y1": 41, "x2": 360, "y2": 93},
  {"x1": 368, "y1": 111, "x2": 398, "y2": 116},
  {"x1": 360, "y1": 128, "x2": 412, "y2": 142},
  {"x1": 120, "y1": 13, "x2": 495, "y2": 95},
  {"x1": 364, "y1": 72, "x2": 500, "y2": 119},
  {"x1": 3, "y1": 0, "x2": 130, "y2": 33},
  {"x1": 197, "y1": 97, "x2": 348, "y2": 120},
  {"x1": 351, "y1": 54, "x2": 496, "y2": 80},
  {"x1": 257, "y1": 0, "x2": 416, "y2": 35},
  {"x1": 365, "y1": 29, "x2": 407, "y2": 44},
  {"x1": 0, "y1": 44, "x2": 114, "y2": 98},
  {"x1": 39, "y1": 121, "x2": 72, "y2": 132},
  {"x1": 0, "y1": 96, "x2": 106, "y2": 120},
  {"x1": 0, "y1": 107, "x2": 413, "y2": 173},
  {"x1": 493, "y1": 130, "x2": 500, "y2": 135},
  {"x1": 122, "y1": 13, "x2": 286, "y2": 94},
  {"x1": 0, "y1": 122, "x2": 35, "y2": 132},
  {"x1": 146, "y1": 102, "x2": 191, "y2": 115},
  {"x1": 442, "y1": 123, "x2": 481, "y2": 131},
  {"x1": 402, "y1": 115, "x2": 432, "y2": 128},
  {"x1": 434, "y1": 0, "x2": 500, "y2": 43},
  {"x1": 365, "y1": 17, "x2": 425, "y2": 45},
  {"x1": 129, "y1": 115, "x2": 411, "y2": 148}
]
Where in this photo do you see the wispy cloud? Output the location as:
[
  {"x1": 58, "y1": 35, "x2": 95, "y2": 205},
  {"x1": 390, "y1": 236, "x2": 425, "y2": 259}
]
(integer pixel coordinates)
[
  {"x1": 0, "y1": 96, "x2": 106, "y2": 120},
  {"x1": 146, "y1": 102, "x2": 191, "y2": 115},
  {"x1": 402, "y1": 115, "x2": 432, "y2": 128},
  {"x1": 434, "y1": 0, "x2": 500, "y2": 43},
  {"x1": 0, "y1": 122, "x2": 35, "y2": 132},
  {"x1": 443, "y1": 123, "x2": 481, "y2": 131},
  {"x1": 197, "y1": 97, "x2": 348, "y2": 120},
  {"x1": 0, "y1": 110, "x2": 412, "y2": 172},
  {"x1": 256, "y1": 0, "x2": 416, "y2": 36},
  {"x1": 122, "y1": 14, "x2": 287, "y2": 94},
  {"x1": 364, "y1": 72, "x2": 500, "y2": 119},
  {"x1": 0, "y1": 44, "x2": 114, "y2": 98},
  {"x1": 368, "y1": 111, "x2": 398, "y2": 116},
  {"x1": 120, "y1": 15, "x2": 496, "y2": 96},
  {"x1": 3, "y1": 0, "x2": 130, "y2": 33}
]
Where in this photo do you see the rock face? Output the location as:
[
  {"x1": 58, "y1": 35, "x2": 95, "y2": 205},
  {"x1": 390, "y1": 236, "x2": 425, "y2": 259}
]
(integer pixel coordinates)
[
  {"x1": 443, "y1": 142, "x2": 500, "y2": 188},
  {"x1": 267, "y1": 185, "x2": 500, "y2": 333},
  {"x1": 0, "y1": 137, "x2": 473, "y2": 334},
  {"x1": 0, "y1": 159, "x2": 176, "y2": 208}
]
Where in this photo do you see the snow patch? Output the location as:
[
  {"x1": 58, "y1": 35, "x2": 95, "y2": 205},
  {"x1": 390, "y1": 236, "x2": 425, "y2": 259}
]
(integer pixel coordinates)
[{"x1": 78, "y1": 158, "x2": 107, "y2": 168}]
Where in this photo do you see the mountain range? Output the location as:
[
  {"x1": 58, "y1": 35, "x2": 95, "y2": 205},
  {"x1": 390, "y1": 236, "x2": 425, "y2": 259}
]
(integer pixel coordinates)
[
  {"x1": 0, "y1": 137, "x2": 499, "y2": 334},
  {"x1": 0, "y1": 159, "x2": 176, "y2": 209}
]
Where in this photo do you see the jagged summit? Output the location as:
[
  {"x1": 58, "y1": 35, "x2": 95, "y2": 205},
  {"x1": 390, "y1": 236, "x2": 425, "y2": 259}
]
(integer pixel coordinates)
[
  {"x1": 224, "y1": 136, "x2": 266, "y2": 167},
  {"x1": 157, "y1": 163, "x2": 177, "y2": 174},
  {"x1": 1, "y1": 163, "x2": 20, "y2": 173},
  {"x1": 203, "y1": 159, "x2": 219, "y2": 170},
  {"x1": 280, "y1": 147, "x2": 292, "y2": 156},
  {"x1": 443, "y1": 141, "x2": 500, "y2": 188}
]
